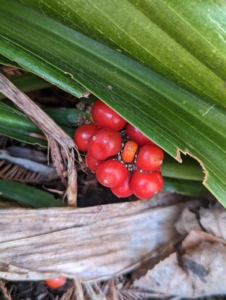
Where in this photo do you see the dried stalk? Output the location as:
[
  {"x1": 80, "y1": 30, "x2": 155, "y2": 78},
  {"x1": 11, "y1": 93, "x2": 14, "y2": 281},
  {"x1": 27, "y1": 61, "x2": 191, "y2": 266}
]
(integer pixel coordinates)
[
  {"x1": 0, "y1": 279, "x2": 12, "y2": 300},
  {"x1": 0, "y1": 73, "x2": 83, "y2": 206}
]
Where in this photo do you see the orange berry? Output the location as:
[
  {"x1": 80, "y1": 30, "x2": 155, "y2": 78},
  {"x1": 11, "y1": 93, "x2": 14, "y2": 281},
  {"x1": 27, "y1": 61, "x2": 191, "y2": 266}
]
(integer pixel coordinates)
[
  {"x1": 45, "y1": 276, "x2": 66, "y2": 289},
  {"x1": 122, "y1": 141, "x2": 138, "y2": 163}
]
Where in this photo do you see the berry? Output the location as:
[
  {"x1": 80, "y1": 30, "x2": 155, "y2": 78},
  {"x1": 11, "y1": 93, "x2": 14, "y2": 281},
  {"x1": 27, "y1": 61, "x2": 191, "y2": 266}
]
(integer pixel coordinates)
[
  {"x1": 130, "y1": 171, "x2": 164, "y2": 200},
  {"x1": 96, "y1": 160, "x2": 128, "y2": 187},
  {"x1": 91, "y1": 99, "x2": 127, "y2": 131},
  {"x1": 126, "y1": 124, "x2": 154, "y2": 146},
  {"x1": 85, "y1": 152, "x2": 102, "y2": 173},
  {"x1": 74, "y1": 124, "x2": 98, "y2": 151},
  {"x1": 45, "y1": 276, "x2": 66, "y2": 289},
  {"x1": 121, "y1": 140, "x2": 138, "y2": 163},
  {"x1": 111, "y1": 175, "x2": 133, "y2": 198},
  {"x1": 87, "y1": 128, "x2": 122, "y2": 160},
  {"x1": 135, "y1": 144, "x2": 164, "y2": 171}
]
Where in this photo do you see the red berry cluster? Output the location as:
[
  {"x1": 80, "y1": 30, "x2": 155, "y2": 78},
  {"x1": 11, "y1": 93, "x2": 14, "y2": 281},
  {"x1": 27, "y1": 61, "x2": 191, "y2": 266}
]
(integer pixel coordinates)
[{"x1": 74, "y1": 100, "x2": 164, "y2": 200}]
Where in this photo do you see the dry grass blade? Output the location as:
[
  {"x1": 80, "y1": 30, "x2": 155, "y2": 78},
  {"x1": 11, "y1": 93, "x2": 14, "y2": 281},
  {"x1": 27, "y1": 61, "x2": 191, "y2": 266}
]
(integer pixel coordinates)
[
  {"x1": 109, "y1": 280, "x2": 119, "y2": 300},
  {"x1": 83, "y1": 282, "x2": 107, "y2": 300},
  {"x1": 58, "y1": 286, "x2": 76, "y2": 300},
  {"x1": 0, "y1": 73, "x2": 83, "y2": 206},
  {"x1": 0, "y1": 279, "x2": 12, "y2": 300}
]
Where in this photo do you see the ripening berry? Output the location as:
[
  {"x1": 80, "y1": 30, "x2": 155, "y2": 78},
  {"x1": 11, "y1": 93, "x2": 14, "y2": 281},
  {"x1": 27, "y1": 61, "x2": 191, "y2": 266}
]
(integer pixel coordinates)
[
  {"x1": 96, "y1": 160, "x2": 129, "y2": 188},
  {"x1": 85, "y1": 152, "x2": 102, "y2": 173},
  {"x1": 121, "y1": 140, "x2": 138, "y2": 163},
  {"x1": 91, "y1": 99, "x2": 127, "y2": 131},
  {"x1": 135, "y1": 144, "x2": 164, "y2": 171},
  {"x1": 126, "y1": 123, "x2": 154, "y2": 146},
  {"x1": 74, "y1": 124, "x2": 98, "y2": 151},
  {"x1": 130, "y1": 171, "x2": 164, "y2": 200},
  {"x1": 87, "y1": 128, "x2": 122, "y2": 160},
  {"x1": 45, "y1": 276, "x2": 66, "y2": 289},
  {"x1": 111, "y1": 174, "x2": 133, "y2": 198}
]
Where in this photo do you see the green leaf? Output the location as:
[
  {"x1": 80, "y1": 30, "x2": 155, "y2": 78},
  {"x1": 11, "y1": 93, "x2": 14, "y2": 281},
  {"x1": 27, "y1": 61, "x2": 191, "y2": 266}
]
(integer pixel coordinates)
[
  {"x1": 162, "y1": 154, "x2": 203, "y2": 181},
  {"x1": 44, "y1": 107, "x2": 88, "y2": 127},
  {"x1": 0, "y1": 179, "x2": 65, "y2": 207},
  {"x1": 0, "y1": 101, "x2": 47, "y2": 146},
  {"x1": 0, "y1": 1, "x2": 226, "y2": 205},
  {"x1": 0, "y1": 54, "x2": 21, "y2": 68},
  {"x1": 0, "y1": 102, "x2": 75, "y2": 146},
  {"x1": 163, "y1": 177, "x2": 209, "y2": 197},
  {"x1": 17, "y1": 0, "x2": 226, "y2": 108},
  {"x1": 0, "y1": 15, "x2": 88, "y2": 100}
]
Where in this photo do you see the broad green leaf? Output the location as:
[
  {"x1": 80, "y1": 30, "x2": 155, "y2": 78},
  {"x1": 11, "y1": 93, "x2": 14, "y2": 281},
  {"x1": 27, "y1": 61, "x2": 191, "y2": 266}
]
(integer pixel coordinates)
[
  {"x1": 0, "y1": 1, "x2": 226, "y2": 205},
  {"x1": 17, "y1": 0, "x2": 226, "y2": 107},
  {"x1": 0, "y1": 40, "x2": 88, "y2": 99},
  {"x1": 0, "y1": 73, "x2": 51, "y2": 100},
  {"x1": 0, "y1": 179, "x2": 65, "y2": 207}
]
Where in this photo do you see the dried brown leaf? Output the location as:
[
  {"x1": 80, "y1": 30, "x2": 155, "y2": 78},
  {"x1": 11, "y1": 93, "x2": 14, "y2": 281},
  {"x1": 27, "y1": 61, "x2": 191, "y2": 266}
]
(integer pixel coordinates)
[
  {"x1": 199, "y1": 202, "x2": 226, "y2": 240},
  {"x1": 175, "y1": 202, "x2": 226, "y2": 241},
  {"x1": 133, "y1": 229, "x2": 226, "y2": 298},
  {"x1": 0, "y1": 74, "x2": 83, "y2": 206},
  {"x1": 0, "y1": 194, "x2": 196, "y2": 282},
  {"x1": 174, "y1": 207, "x2": 201, "y2": 235}
]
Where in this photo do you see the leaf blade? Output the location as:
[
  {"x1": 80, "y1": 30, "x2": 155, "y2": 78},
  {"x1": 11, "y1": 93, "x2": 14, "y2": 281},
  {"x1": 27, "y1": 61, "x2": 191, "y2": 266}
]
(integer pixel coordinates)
[{"x1": 0, "y1": 179, "x2": 65, "y2": 207}]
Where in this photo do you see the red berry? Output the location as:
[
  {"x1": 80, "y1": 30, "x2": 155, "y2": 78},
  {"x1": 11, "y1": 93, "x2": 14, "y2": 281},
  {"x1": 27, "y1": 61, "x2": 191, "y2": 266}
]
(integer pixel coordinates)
[
  {"x1": 121, "y1": 140, "x2": 138, "y2": 163},
  {"x1": 87, "y1": 128, "x2": 122, "y2": 160},
  {"x1": 45, "y1": 276, "x2": 66, "y2": 289},
  {"x1": 91, "y1": 99, "x2": 127, "y2": 131},
  {"x1": 126, "y1": 124, "x2": 154, "y2": 146},
  {"x1": 130, "y1": 171, "x2": 164, "y2": 200},
  {"x1": 96, "y1": 160, "x2": 129, "y2": 188},
  {"x1": 155, "y1": 165, "x2": 162, "y2": 172},
  {"x1": 74, "y1": 124, "x2": 98, "y2": 151},
  {"x1": 135, "y1": 144, "x2": 164, "y2": 171},
  {"x1": 85, "y1": 152, "x2": 102, "y2": 173},
  {"x1": 111, "y1": 174, "x2": 133, "y2": 198}
]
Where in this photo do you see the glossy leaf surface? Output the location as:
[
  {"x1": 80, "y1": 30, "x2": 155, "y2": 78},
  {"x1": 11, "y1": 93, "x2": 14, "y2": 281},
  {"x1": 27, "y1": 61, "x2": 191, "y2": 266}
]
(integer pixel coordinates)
[{"x1": 17, "y1": 0, "x2": 226, "y2": 107}]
